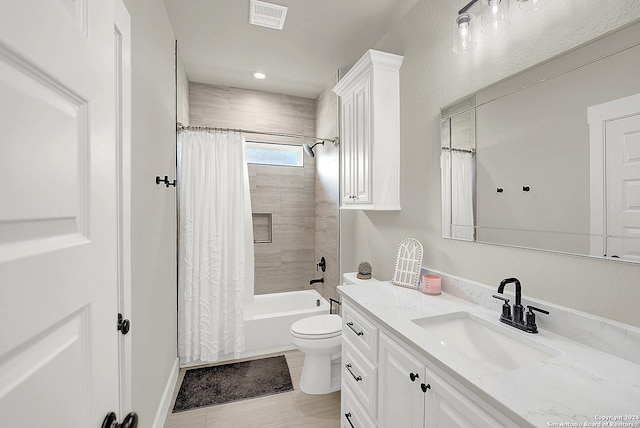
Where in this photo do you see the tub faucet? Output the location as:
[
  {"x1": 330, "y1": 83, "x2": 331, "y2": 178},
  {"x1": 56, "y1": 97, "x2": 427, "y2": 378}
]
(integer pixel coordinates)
[
  {"x1": 310, "y1": 278, "x2": 324, "y2": 285},
  {"x1": 493, "y1": 277, "x2": 549, "y2": 334}
]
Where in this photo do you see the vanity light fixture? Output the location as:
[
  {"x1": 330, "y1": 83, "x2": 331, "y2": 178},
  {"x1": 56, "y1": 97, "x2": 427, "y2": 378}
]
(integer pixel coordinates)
[{"x1": 454, "y1": 0, "x2": 551, "y2": 53}]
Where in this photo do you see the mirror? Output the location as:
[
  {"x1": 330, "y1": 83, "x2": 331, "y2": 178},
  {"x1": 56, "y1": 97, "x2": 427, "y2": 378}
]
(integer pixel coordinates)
[{"x1": 441, "y1": 22, "x2": 640, "y2": 262}]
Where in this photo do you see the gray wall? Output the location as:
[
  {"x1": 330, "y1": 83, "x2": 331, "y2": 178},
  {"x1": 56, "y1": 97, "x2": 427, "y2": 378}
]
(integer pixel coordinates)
[
  {"x1": 176, "y1": 50, "x2": 189, "y2": 126},
  {"x1": 343, "y1": 1, "x2": 640, "y2": 326},
  {"x1": 314, "y1": 73, "x2": 340, "y2": 301},
  {"x1": 188, "y1": 82, "x2": 318, "y2": 294},
  {"x1": 122, "y1": 0, "x2": 178, "y2": 426}
]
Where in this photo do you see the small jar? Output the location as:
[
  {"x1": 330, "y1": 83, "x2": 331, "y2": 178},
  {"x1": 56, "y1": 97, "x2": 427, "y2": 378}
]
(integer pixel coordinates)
[{"x1": 422, "y1": 274, "x2": 441, "y2": 295}]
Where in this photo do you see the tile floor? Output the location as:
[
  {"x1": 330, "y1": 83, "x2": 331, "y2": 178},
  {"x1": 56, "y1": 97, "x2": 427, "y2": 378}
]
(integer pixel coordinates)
[{"x1": 163, "y1": 350, "x2": 341, "y2": 428}]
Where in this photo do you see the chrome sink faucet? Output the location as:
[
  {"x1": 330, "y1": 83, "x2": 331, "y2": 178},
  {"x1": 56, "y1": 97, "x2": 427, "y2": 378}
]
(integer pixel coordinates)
[{"x1": 493, "y1": 278, "x2": 549, "y2": 334}]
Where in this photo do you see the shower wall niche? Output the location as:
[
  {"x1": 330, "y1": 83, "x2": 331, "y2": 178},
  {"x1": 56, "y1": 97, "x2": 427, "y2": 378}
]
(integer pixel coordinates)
[{"x1": 189, "y1": 82, "x2": 320, "y2": 294}]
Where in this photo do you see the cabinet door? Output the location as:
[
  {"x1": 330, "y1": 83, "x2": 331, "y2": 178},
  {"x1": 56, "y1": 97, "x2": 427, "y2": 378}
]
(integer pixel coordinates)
[
  {"x1": 352, "y1": 77, "x2": 372, "y2": 204},
  {"x1": 378, "y1": 333, "x2": 425, "y2": 428},
  {"x1": 425, "y1": 370, "x2": 513, "y2": 428},
  {"x1": 341, "y1": 91, "x2": 356, "y2": 205}
]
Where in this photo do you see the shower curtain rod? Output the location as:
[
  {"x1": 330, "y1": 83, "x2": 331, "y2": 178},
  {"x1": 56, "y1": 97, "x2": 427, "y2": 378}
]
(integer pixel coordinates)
[
  {"x1": 176, "y1": 122, "x2": 339, "y2": 145},
  {"x1": 441, "y1": 146, "x2": 476, "y2": 154}
]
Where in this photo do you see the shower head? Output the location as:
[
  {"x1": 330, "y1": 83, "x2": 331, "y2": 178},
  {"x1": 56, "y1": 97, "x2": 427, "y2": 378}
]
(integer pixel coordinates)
[{"x1": 302, "y1": 141, "x2": 325, "y2": 158}]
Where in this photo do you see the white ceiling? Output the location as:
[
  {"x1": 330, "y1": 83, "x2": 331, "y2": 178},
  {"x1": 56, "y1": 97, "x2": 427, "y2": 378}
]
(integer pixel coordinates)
[{"x1": 163, "y1": 0, "x2": 418, "y2": 99}]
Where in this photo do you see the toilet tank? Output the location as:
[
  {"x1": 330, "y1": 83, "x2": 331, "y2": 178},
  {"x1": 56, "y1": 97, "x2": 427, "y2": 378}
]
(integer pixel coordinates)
[{"x1": 342, "y1": 272, "x2": 380, "y2": 285}]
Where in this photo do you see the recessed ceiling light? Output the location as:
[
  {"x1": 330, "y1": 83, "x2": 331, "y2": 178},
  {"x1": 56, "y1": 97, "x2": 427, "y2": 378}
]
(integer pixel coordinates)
[{"x1": 253, "y1": 72, "x2": 267, "y2": 79}]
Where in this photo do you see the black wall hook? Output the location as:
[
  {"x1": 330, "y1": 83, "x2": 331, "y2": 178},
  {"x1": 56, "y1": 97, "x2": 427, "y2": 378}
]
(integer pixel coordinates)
[
  {"x1": 523, "y1": 186, "x2": 530, "y2": 192},
  {"x1": 156, "y1": 176, "x2": 176, "y2": 188}
]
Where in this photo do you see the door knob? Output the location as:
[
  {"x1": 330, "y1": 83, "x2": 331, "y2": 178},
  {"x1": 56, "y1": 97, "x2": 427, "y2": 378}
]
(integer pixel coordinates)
[{"x1": 102, "y1": 412, "x2": 138, "y2": 428}]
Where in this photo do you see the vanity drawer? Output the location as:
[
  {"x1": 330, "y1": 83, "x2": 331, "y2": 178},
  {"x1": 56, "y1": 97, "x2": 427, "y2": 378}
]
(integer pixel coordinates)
[
  {"x1": 343, "y1": 303, "x2": 378, "y2": 362},
  {"x1": 342, "y1": 383, "x2": 377, "y2": 428},
  {"x1": 342, "y1": 336, "x2": 377, "y2": 420}
]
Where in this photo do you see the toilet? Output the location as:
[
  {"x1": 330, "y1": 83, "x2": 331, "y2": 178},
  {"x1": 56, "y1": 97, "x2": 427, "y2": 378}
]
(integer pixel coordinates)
[
  {"x1": 289, "y1": 313, "x2": 342, "y2": 394},
  {"x1": 290, "y1": 273, "x2": 376, "y2": 394}
]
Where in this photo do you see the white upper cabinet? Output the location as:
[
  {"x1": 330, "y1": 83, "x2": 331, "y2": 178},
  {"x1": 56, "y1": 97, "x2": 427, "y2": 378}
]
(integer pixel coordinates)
[{"x1": 333, "y1": 50, "x2": 403, "y2": 210}]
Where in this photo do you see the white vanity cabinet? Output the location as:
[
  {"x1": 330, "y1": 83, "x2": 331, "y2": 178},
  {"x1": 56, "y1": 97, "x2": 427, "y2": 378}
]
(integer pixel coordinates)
[
  {"x1": 333, "y1": 50, "x2": 403, "y2": 211},
  {"x1": 341, "y1": 301, "x2": 517, "y2": 428}
]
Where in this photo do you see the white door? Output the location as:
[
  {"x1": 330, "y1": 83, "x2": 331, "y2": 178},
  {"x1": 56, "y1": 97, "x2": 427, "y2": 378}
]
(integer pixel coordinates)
[
  {"x1": 0, "y1": 1, "x2": 119, "y2": 427},
  {"x1": 115, "y1": 0, "x2": 133, "y2": 418},
  {"x1": 605, "y1": 113, "x2": 640, "y2": 261},
  {"x1": 588, "y1": 93, "x2": 640, "y2": 259},
  {"x1": 377, "y1": 333, "x2": 425, "y2": 428}
]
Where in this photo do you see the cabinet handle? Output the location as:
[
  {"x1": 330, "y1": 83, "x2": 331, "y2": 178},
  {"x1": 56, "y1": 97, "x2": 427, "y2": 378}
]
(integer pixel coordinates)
[
  {"x1": 345, "y1": 412, "x2": 355, "y2": 428},
  {"x1": 409, "y1": 372, "x2": 419, "y2": 382},
  {"x1": 346, "y1": 321, "x2": 364, "y2": 336},
  {"x1": 345, "y1": 363, "x2": 362, "y2": 381},
  {"x1": 421, "y1": 383, "x2": 431, "y2": 392}
]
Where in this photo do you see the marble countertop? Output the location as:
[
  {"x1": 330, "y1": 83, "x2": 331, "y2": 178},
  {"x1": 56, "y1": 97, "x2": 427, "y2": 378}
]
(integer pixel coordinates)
[{"x1": 338, "y1": 280, "x2": 640, "y2": 428}]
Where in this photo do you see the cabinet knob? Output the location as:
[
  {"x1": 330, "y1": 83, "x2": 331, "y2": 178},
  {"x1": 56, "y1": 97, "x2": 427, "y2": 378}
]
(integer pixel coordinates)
[
  {"x1": 409, "y1": 372, "x2": 419, "y2": 382},
  {"x1": 421, "y1": 383, "x2": 431, "y2": 392}
]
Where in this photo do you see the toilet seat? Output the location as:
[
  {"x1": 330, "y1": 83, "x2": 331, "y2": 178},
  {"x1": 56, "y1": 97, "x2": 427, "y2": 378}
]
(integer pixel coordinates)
[{"x1": 290, "y1": 314, "x2": 342, "y2": 340}]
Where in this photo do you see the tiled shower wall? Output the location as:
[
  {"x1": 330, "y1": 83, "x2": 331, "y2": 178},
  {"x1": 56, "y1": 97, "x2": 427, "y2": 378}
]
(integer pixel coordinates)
[{"x1": 189, "y1": 82, "x2": 318, "y2": 294}]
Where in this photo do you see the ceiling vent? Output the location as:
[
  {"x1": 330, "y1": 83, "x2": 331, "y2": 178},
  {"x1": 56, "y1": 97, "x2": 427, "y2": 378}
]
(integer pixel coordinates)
[{"x1": 249, "y1": 0, "x2": 288, "y2": 30}]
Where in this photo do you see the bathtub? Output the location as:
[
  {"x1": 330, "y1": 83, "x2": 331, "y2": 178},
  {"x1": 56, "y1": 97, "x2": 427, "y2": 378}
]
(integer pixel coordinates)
[{"x1": 241, "y1": 290, "x2": 330, "y2": 359}]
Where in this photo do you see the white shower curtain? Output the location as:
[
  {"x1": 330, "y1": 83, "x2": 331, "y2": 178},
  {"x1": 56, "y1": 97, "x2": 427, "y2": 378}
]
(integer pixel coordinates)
[
  {"x1": 178, "y1": 131, "x2": 254, "y2": 365},
  {"x1": 441, "y1": 150, "x2": 475, "y2": 241}
]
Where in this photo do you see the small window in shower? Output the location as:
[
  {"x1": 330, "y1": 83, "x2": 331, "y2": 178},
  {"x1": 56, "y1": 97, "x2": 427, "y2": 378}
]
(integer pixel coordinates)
[
  {"x1": 245, "y1": 141, "x2": 303, "y2": 167},
  {"x1": 252, "y1": 212, "x2": 272, "y2": 243}
]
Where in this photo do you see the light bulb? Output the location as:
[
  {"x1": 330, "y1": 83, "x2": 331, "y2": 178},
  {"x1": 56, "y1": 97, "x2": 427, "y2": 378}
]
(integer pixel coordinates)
[
  {"x1": 453, "y1": 13, "x2": 477, "y2": 54},
  {"x1": 481, "y1": 0, "x2": 510, "y2": 35},
  {"x1": 517, "y1": 0, "x2": 552, "y2": 11}
]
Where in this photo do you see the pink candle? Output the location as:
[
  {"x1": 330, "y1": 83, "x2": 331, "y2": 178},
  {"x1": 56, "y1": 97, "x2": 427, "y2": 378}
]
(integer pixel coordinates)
[{"x1": 422, "y1": 274, "x2": 441, "y2": 295}]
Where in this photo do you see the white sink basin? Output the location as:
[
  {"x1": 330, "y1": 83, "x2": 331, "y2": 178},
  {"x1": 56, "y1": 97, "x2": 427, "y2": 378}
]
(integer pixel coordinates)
[{"x1": 412, "y1": 312, "x2": 561, "y2": 372}]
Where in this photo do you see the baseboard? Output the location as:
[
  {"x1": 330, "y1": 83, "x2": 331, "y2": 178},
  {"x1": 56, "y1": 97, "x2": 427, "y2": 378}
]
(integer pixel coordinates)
[{"x1": 152, "y1": 357, "x2": 179, "y2": 428}]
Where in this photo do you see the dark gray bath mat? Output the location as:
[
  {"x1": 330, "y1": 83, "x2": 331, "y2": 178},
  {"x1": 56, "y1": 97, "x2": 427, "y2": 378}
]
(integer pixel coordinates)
[{"x1": 172, "y1": 355, "x2": 293, "y2": 412}]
